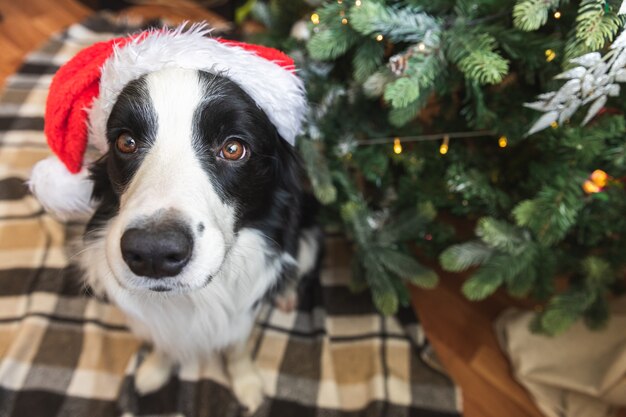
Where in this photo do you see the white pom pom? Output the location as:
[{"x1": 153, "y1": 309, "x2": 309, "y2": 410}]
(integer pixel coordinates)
[{"x1": 29, "y1": 156, "x2": 95, "y2": 222}]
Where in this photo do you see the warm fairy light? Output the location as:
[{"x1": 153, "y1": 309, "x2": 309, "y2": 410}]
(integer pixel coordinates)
[
  {"x1": 418, "y1": 42, "x2": 426, "y2": 51},
  {"x1": 311, "y1": 13, "x2": 320, "y2": 25},
  {"x1": 338, "y1": 0, "x2": 343, "y2": 3},
  {"x1": 550, "y1": 121, "x2": 558, "y2": 128},
  {"x1": 393, "y1": 138, "x2": 402, "y2": 154},
  {"x1": 342, "y1": 17, "x2": 348, "y2": 24},
  {"x1": 591, "y1": 169, "x2": 608, "y2": 187},
  {"x1": 583, "y1": 180, "x2": 601, "y2": 194},
  {"x1": 545, "y1": 49, "x2": 556, "y2": 62},
  {"x1": 553, "y1": 10, "x2": 561, "y2": 19},
  {"x1": 355, "y1": 0, "x2": 362, "y2": 5},
  {"x1": 498, "y1": 135, "x2": 508, "y2": 148},
  {"x1": 439, "y1": 135, "x2": 450, "y2": 155},
  {"x1": 376, "y1": 34, "x2": 384, "y2": 41}
]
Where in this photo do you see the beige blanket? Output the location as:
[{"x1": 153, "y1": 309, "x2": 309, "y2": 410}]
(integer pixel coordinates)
[{"x1": 496, "y1": 300, "x2": 626, "y2": 417}]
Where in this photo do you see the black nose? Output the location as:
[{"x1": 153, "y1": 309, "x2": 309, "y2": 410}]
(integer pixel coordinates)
[{"x1": 120, "y1": 222, "x2": 193, "y2": 278}]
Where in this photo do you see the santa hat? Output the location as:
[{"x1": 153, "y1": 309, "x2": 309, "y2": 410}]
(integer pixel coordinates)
[{"x1": 29, "y1": 24, "x2": 306, "y2": 221}]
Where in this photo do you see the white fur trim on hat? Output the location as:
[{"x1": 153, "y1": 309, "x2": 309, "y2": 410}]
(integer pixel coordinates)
[
  {"x1": 88, "y1": 24, "x2": 307, "y2": 153},
  {"x1": 29, "y1": 156, "x2": 95, "y2": 221}
]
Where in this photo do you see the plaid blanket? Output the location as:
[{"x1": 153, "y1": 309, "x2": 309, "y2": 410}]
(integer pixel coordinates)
[{"x1": 0, "y1": 15, "x2": 462, "y2": 417}]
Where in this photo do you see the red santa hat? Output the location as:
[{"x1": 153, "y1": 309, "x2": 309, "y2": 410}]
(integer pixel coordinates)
[{"x1": 29, "y1": 24, "x2": 307, "y2": 221}]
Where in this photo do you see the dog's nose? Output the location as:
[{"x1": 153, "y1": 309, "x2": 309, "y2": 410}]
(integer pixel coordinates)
[{"x1": 120, "y1": 222, "x2": 193, "y2": 278}]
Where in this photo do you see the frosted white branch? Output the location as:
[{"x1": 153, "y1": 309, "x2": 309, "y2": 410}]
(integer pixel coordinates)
[{"x1": 526, "y1": 30, "x2": 626, "y2": 135}]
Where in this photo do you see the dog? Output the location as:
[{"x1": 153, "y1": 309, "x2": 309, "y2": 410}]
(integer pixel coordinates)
[{"x1": 30, "y1": 27, "x2": 320, "y2": 412}]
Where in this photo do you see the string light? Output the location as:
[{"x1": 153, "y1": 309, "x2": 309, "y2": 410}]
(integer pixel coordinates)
[
  {"x1": 342, "y1": 17, "x2": 348, "y2": 24},
  {"x1": 376, "y1": 34, "x2": 384, "y2": 41},
  {"x1": 590, "y1": 169, "x2": 608, "y2": 187},
  {"x1": 337, "y1": 0, "x2": 343, "y2": 3},
  {"x1": 356, "y1": 130, "x2": 495, "y2": 146},
  {"x1": 583, "y1": 180, "x2": 601, "y2": 194},
  {"x1": 355, "y1": 0, "x2": 361, "y2": 5},
  {"x1": 417, "y1": 42, "x2": 426, "y2": 51},
  {"x1": 550, "y1": 121, "x2": 558, "y2": 129},
  {"x1": 498, "y1": 135, "x2": 508, "y2": 148},
  {"x1": 439, "y1": 135, "x2": 450, "y2": 155},
  {"x1": 553, "y1": 10, "x2": 561, "y2": 19},
  {"x1": 311, "y1": 13, "x2": 320, "y2": 25},
  {"x1": 545, "y1": 49, "x2": 556, "y2": 62},
  {"x1": 393, "y1": 138, "x2": 402, "y2": 154}
]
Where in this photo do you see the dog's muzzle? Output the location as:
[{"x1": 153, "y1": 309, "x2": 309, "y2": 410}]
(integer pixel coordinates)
[{"x1": 120, "y1": 218, "x2": 193, "y2": 279}]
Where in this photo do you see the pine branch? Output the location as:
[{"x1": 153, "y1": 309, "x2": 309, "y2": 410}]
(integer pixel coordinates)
[
  {"x1": 576, "y1": 0, "x2": 624, "y2": 50},
  {"x1": 513, "y1": 181, "x2": 585, "y2": 246},
  {"x1": 476, "y1": 217, "x2": 528, "y2": 254},
  {"x1": 377, "y1": 248, "x2": 438, "y2": 288},
  {"x1": 307, "y1": 25, "x2": 359, "y2": 60},
  {"x1": 352, "y1": 40, "x2": 385, "y2": 83},
  {"x1": 298, "y1": 139, "x2": 337, "y2": 205},
  {"x1": 349, "y1": 2, "x2": 441, "y2": 43},
  {"x1": 377, "y1": 203, "x2": 437, "y2": 245},
  {"x1": 582, "y1": 256, "x2": 614, "y2": 288},
  {"x1": 583, "y1": 295, "x2": 610, "y2": 330},
  {"x1": 440, "y1": 240, "x2": 494, "y2": 272},
  {"x1": 446, "y1": 32, "x2": 509, "y2": 85},
  {"x1": 462, "y1": 249, "x2": 538, "y2": 300},
  {"x1": 388, "y1": 96, "x2": 428, "y2": 126},
  {"x1": 538, "y1": 289, "x2": 595, "y2": 335},
  {"x1": 513, "y1": 0, "x2": 560, "y2": 31},
  {"x1": 363, "y1": 253, "x2": 399, "y2": 315},
  {"x1": 384, "y1": 77, "x2": 420, "y2": 108}
]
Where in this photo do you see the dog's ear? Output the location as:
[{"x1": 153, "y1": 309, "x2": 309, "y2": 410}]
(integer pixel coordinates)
[
  {"x1": 273, "y1": 136, "x2": 304, "y2": 198},
  {"x1": 270, "y1": 136, "x2": 305, "y2": 254}
]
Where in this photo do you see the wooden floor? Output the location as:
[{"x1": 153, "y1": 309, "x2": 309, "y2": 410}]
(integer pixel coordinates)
[
  {"x1": 1, "y1": 2, "x2": 622, "y2": 417},
  {"x1": 411, "y1": 268, "x2": 546, "y2": 417}
]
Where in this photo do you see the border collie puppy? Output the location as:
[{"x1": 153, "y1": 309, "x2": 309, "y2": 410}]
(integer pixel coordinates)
[{"x1": 29, "y1": 27, "x2": 320, "y2": 412}]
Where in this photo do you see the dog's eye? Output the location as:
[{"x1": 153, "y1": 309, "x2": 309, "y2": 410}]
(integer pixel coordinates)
[
  {"x1": 116, "y1": 133, "x2": 137, "y2": 154},
  {"x1": 220, "y1": 140, "x2": 246, "y2": 161}
]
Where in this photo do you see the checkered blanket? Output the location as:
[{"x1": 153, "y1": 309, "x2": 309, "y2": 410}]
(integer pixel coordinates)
[{"x1": 0, "y1": 14, "x2": 461, "y2": 417}]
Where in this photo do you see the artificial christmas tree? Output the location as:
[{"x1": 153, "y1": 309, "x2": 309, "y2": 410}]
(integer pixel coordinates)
[{"x1": 240, "y1": 0, "x2": 626, "y2": 335}]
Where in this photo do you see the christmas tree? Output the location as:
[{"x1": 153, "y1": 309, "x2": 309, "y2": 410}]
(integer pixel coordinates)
[{"x1": 240, "y1": 0, "x2": 626, "y2": 335}]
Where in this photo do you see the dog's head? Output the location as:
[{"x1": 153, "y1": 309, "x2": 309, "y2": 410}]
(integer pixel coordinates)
[
  {"x1": 28, "y1": 28, "x2": 308, "y2": 296},
  {"x1": 87, "y1": 68, "x2": 302, "y2": 293}
]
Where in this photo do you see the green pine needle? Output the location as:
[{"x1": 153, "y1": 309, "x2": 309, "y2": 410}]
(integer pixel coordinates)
[
  {"x1": 384, "y1": 77, "x2": 420, "y2": 108},
  {"x1": 513, "y1": 0, "x2": 558, "y2": 31},
  {"x1": 575, "y1": 0, "x2": 624, "y2": 50},
  {"x1": 476, "y1": 217, "x2": 527, "y2": 254},
  {"x1": 349, "y1": 2, "x2": 441, "y2": 43},
  {"x1": 462, "y1": 269, "x2": 504, "y2": 300},
  {"x1": 298, "y1": 139, "x2": 337, "y2": 205},
  {"x1": 539, "y1": 290, "x2": 594, "y2": 335},
  {"x1": 440, "y1": 241, "x2": 493, "y2": 272},
  {"x1": 447, "y1": 32, "x2": 509, "y2": 85},
  {"x1": 581, "y1": 256, "x2": 614, "y2": 288},
  {"x1": 378, "y1": 248, "x2": 438, "y2": 288},
  {"x1": 307, "y1": 26, "x2": 358, "y2": 60},
  {"x1": 513, "y1": 182, "x2": 584, "y2": 246},
  {"x1": 388, "y1": 97, "x2": 425, "y2": 126},
  {"x1": 352, "y1": 40, "x2": 385, "y2": 83}
]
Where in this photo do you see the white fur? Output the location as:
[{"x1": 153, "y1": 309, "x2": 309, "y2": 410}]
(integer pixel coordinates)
[
  {"x1": 135, "y1": 350, "x2": 174, "y2": 395},
  {"x1": 80, "y1": 69, "x2": 285, "y2": 364},
  {"x1": 88, "y1": 24, "x2": 306, "y2": 155},
  {"x1": 297, "y1": 227, "x2": 321, "y2": 277},
  {"x1": 29, "y1": 156, "x2": 95, "y2": 221}
]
